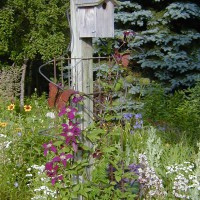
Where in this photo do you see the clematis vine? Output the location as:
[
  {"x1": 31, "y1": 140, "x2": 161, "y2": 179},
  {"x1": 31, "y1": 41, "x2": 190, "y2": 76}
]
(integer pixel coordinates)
[{"x1": 43, "y1": 91, "x2": 84, "y2": 185}]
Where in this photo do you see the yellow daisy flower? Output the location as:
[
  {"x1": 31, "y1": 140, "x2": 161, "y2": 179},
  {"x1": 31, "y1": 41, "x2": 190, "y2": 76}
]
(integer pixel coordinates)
[
  {"x1": 24, "y1": 105, "x2": 32, "y2": 112},
  {"x1": 0, "y1": 122, "x2": 8, "y2": 127},
  {"x1": 7, "y1": 104, "x2": 15, "y2": 111}
]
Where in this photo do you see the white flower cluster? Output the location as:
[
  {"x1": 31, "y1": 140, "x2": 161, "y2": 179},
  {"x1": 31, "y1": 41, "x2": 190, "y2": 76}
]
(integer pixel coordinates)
[
  {"x1": 0, "y1": 140, "x2": 12, "y2": 149},
  {"x1": 26, "y1": 164, "x2": 57, "y2": 199},
  {"x1": 166, "y1": 162, "x2": 194, "y2": 174},
  {"x1": 138, "y1": 153, "x2": 167, "y2": 198},
  {"x1": 166, "y1": 162, "x2": 200, "y2": 199},
  {"x1": 0, "y1": 133, "x2": 6, "y2": 138},
  {"x1": 32, "y1": 186, "x2": 57, "y2": 199},
  {"x1": 46, "y1": 112, "x2": 55, "y2": 119},
  {"x1": 31, "y1": 164, "x2": 45, "y2": 174}
]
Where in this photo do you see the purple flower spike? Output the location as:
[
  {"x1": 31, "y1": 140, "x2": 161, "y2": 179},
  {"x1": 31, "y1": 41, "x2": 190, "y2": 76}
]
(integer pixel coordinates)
[
  {"x1": 43, "y1": 141, "x2": 57, "y2": 156},
  {"x1": 123, "y1": 113, "x2": 133, "y2": 120},
  {"x1": 135, "y1": 113, "x2": 142, "y2": 119}
]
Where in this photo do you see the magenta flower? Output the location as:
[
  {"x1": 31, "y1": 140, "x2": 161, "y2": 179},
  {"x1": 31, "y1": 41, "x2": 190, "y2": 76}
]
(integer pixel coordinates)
[
  {"x1": 52, "y1": 153, "x2": 73, "y2": 167},
  {"x1": 58, "y1": 106, "x2": 78, "y2": 120},
  {"x1": 45, "y1": 162, "x2": 57, "y2": 173},
  {"x1": 45, "y1": 162, "x2": 63, "y2": 185},
  {"x1": 43, "y1": 141, "x2": 57, "y2": 156},
  {"x1": 72, "y1": 93, "x2": 84, "y2": 104},
  {"x1": 60, "y1": 128, "x2": 80, "y2": 145},
  {"x1": 62, "y1": 122, "x2": 81, "y2": 135},
  {"x1": 45, "y1": 162, "x2": 59, "y2": 178}
]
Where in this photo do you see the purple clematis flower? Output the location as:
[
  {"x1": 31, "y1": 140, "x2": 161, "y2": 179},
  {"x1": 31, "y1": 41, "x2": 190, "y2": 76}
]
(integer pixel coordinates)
[
  {"x1": 58, "y1": 106, "x2": 78, "y2": 120},
  {"x1": 43, "y1": 141, "x2": 57, "y2": 156},
  {"x1": 45, "y1": 162, "x2": 63, "y2": 185},
  {"x1": 52, "y1": 153, "x2": 73, "y2": 167},
  {"x1": 72, "y1": 93, "x2": 84, "y2": 104},
  {"x1": 45, "y1": 161, "x2": 57, "y2": 172},
  {"x1": 45, "y1": 162, "x2": 59, "y2": 178},
  {"x1": 61, "y1": 130, "x2": 80, "y2": 145},
  {"x1": 60, "y1": 123, "x2": 80, "y2": 145},
  {"x1": 62, "y1": 121, "x2": 81, "y2": 135}
]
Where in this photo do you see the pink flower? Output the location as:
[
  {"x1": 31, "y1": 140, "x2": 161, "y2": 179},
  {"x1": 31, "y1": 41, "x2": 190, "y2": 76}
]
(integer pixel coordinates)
[{"x1": 43, "y1": 141, "x2": 57, "y2": 156}]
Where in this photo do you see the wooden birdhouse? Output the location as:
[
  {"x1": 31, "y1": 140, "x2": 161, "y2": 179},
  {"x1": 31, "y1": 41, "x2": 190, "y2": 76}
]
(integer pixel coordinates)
[{"x1": 76, "y1": 0, "x2": 119, "y2": 38}]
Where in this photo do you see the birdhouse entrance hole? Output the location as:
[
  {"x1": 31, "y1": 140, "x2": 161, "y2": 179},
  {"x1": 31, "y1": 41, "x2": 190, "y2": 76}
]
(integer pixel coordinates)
[{"x1": 102, "y1": 2, "x2": 107, "y2": 9}]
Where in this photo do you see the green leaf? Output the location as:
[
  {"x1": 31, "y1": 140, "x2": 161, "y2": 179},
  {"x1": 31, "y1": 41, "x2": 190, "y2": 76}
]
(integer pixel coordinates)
[{"x1": 73, "y1": 184, "x2": 81, "y2": 192}]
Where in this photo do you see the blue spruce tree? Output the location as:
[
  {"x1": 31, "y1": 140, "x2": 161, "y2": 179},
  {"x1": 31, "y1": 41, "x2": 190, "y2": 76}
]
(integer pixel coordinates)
[{"x1": 114, "y1": 0, "x2": 200, "y2": 90}]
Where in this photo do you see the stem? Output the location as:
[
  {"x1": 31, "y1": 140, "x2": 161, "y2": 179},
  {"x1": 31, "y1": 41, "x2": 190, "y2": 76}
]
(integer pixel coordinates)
[
  {"x1": 54, "y1": 57, "x2": 57, "y2": 83},
  {"x1": 20, "y1": 58, "x2": 28, "y2": 111}
]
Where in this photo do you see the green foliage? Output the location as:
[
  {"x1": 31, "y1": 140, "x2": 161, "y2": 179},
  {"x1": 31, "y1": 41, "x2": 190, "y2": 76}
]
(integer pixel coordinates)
[
  {"x1": 0, "y1": 93, "x2": 53, "y2": 199},
  {"x1": 0, "y1": 85, "x2": 200, "y2": 199},
  {"x1": 93, "y1": 62, "x2": 150, "y2": 116},
  {"x1": 142, "y1": 82, "x2": 200, "y2": 144},
  {"x1": 0, "y1": 0, "x2": 69, "y2": 64}
]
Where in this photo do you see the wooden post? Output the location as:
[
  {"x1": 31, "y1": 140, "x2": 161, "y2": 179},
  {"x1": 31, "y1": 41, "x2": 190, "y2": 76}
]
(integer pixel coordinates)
[
  {"x1": 70, "y1": 0, "x2": 93, "y2": 129},
  {"x1": 70, "y1": 2, "x2": 93, "y2": 198}
]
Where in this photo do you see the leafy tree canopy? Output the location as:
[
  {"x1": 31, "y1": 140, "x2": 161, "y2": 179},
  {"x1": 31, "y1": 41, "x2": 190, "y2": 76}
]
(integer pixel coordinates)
[{"x1": 0, "y1": 0, "x2": 70, "y2": 64}]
